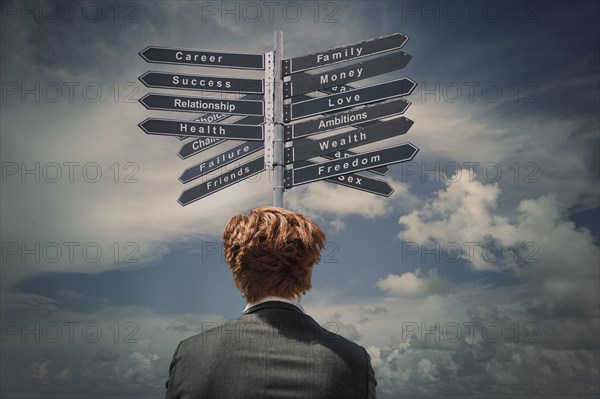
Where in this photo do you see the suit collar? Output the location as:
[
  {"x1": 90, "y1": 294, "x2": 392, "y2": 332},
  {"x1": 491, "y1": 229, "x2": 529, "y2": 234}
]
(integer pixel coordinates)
[{"x1": 243, "y1": 300, "x2": 305, "y2": 315}]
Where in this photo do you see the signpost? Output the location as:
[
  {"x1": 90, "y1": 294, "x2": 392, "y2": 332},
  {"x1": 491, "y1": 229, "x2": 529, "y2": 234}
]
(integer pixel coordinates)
[
  {"x1": 139, "y1": 71, "x2": 264, "y2": 94},
  {"x1": 285, "y1": 116, "x2": 414, "y2": 164},
  {"x1": 284, "y1": 51, "x2": 412, "y2": 98},
  {"x1": 139, "y1": 118, "x2": 264, "y2": 141},
  {"x1": 139, "y1": 93, "x2": 264, "y2": 116},
  {"x1": 178, "y1": 115, "x2": 264, "y2": 159},
  {"x1": 179, "y1": 141, "x2": 264, "y2": 183},
  {"x1": 178, "y1": 156, "x2": 265, "y2": 206},
  {"x1": 285, "y1": 143, "x2": 419, "y2": 188},
  {"x1": 284, "y1": 98, "x2": 410, "y2": 141},
  {"x1": 295, "y1": 160, "x2": 394, "y2": 197},
  {"x1": 138, "y1": 31, "x2": 419, "y2": 206},
  {"x1": 284, "y1": 78, "x2": 416, "y2": 122},
  {"x1": 282, "y1": 32, "x2": 408, "y2": 75},
  {"x1": 139, "y1": 46, "x2": 264, "y2": 70}
]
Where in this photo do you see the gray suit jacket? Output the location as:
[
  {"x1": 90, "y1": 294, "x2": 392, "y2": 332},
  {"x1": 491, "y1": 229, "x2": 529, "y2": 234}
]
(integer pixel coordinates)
[{"x1": 165, "y1": 301, "x2": 376, "y2": 398}]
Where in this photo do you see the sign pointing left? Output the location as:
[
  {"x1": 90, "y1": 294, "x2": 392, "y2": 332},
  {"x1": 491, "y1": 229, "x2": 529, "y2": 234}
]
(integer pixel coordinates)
[
  {"x1": 178, "y1": 156, "x2": 265, "y2": 206},
  {"x1": 179, "y1": 141, "x2": 264, "y2": 183},
  {"x1": 139, "y1": 118, "x2": 264, "y2": 141},
  {"x1": 139, "y1": 71, "x2": 264, "y2": 94},
  {"x1": 139, "y1": 94, "x2": 264, "y2": 116},
  {"x1": 139, "y1": 46, "x2": 264, "y2": 70}
]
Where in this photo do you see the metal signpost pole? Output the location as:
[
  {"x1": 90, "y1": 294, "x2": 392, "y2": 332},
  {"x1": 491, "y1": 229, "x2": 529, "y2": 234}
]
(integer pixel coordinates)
[{"x1": 272, "y1": 31, "x2": 284, "y2": 207}]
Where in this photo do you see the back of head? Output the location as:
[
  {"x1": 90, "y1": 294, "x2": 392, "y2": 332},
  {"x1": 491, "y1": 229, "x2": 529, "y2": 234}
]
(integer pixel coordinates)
[{"x1": 222, "y1": 206, "x2": 326, "y2": 303}]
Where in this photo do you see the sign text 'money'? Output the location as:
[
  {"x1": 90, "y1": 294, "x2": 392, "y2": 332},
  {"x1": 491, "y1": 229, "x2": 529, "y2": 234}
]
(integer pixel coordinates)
[{"x1": 284, "y1": 51, "x2": 412, "y2": 98}]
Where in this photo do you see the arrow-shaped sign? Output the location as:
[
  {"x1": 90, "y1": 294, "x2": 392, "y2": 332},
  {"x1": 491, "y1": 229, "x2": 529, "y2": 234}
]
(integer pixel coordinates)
[
  {"x1": 178, "y1": 115, "x2": 264, "y2": 159},
  {"x1": 320, "y1": 149, "x2": 387, "y2": 176},
  {"x1": 140, "y1": 46, "x2": 264, "y2": 70},
  {"x1": 178, "y1": 156, "x2": 265, "y2": 206},
  {"x1": 284, "y1": 78, "x2": 416, "y2": 122},
  {"x1": 284, "y1": 98, "x2": 411, "y2": 141},
  {"x1": 139, "y1": 93, "x2": 264, "y2": 116},
  {"x1": 294, "y1": 160, "x2": 394, "y2": 197},
  {"x1": 285, "y1": 143, "x2": 418, "y2": 188},
  {"x1": 176, "y1": 93, "x2": 264, "y2": 142},
  {"x1": 179, "y1": 141, "x2": 264, "y2": 183},
  {"x1": 285, "y1": 116, "x2": 413, "y2": 164},
  {"x1": 284, "y1": 51, "x2": 412, "y2": 98},
  {"x1": 282, "y1": 32, "x2": 408, "y2": 75},
  {"x1": 285, "y1": 75, "x2": 397, "y2": 175},
  {"x1": 139, "y1": 118, "x2": 264, "y2": 141},
  {"x1": 139, "y1": 71, "x2": 264, "y2": 94}
]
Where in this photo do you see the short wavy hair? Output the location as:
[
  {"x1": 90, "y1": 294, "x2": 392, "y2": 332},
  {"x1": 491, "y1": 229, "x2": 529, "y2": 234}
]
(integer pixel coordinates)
[{"x1": 222, "y1": 206, "x2": 326, "y2": 303}]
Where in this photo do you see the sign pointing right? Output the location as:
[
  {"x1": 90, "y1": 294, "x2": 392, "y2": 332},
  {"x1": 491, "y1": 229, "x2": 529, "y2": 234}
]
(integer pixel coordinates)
[
  {"x1": 282, "y1": 32, "x2": 408, "y2": 75},
  {"x1": 284, "y1": 51, "x2": 412, "y2": 98},
  {"x1": 285, "y1": 116, "x2": 414, "y2": 164},
  {"x1": 285, "y1": 143, "x2": 419, "y2": 188},
  {"x1": 284, "y1": 78, "x2": 416, "y2": 122},
  {"x1": 294, "y1": 160, "x2": 394, "y2": 197}
]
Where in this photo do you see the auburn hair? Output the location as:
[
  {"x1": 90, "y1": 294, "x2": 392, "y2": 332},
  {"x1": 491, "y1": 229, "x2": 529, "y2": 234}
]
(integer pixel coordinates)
[{"x1": 222, "y1": 206, "x2": 326, "y2": 303}]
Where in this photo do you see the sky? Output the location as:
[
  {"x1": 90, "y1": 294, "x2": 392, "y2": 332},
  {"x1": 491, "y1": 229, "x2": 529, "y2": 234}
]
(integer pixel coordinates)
[{"x1": 0, "y1": 0, "x2": 599, "y2": 398}]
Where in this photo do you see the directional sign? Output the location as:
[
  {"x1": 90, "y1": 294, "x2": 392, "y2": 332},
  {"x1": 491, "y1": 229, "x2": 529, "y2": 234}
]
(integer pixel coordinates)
[
  {"x1": 284, "y1": 51, "x2": 412, "y2": 98},
  {"x1": 295, "y1": 160, "x2": 393, "y2": 197},
  {"x1": 139, "y1": 93, "x2": 264, "y2": 116},
  {"x1": 179, "y1": 141, "x2": 264, "y2": 183},
  {"x1": 284, "y1": 78, "x2": 416, "y2": 122},
  {"x1": 285, "y1": 143, "x2": 419, "y2": 188},
  {"x1": 140, "y1": 46, "x2": 264, "y2": 70},
  {"x1": 177, "y1": 112, "x2": 231, "y2": 141},
  {"x1": 178, "y1": 156, "x2": 265, "y2": 206},
  {"x1": 321, "y1": 149, "x2": 388, "y2": 176},
  {"x1": 286, "y1": 116, "x2": 413, "y2": 164},
  {"x1": 139, "y1": 72, "x2": 264, "y2": 94},
  {"x1": 139, "y1": 118, "x2": 264, "y2": 141},
  {"x1": 177, "y1": 93, "x2": 265, "y2": 141},
  {"x1": 285, "y1": 98, "x2": 410, "y2": 141},
  {"x1": 178, "y1": 115, "x2": 264, "y2": 159},
  {"x1": 282, "y1": 32, "x2": 408, "y2": 75}
]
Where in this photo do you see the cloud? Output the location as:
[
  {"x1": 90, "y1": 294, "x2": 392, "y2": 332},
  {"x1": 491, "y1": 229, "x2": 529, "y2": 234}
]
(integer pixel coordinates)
[
  {"x1": 397, "y1": 172, "x2": 599, "y2": 319},
  {"x1": 377, "y1": 268, "x2": 453, "y2": 298},
  {"x1": 368, "y1": 305, "x2": 600, "y2": 398}
]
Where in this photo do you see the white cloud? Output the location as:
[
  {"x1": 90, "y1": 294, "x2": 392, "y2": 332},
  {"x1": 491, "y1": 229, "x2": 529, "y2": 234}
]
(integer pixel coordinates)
[
  {"x1": 377, "y1": 268, "x2": 453, "y2": 298},
  {"x1": 398, "y1": 173, "x2": 599, "y2": 318}
]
